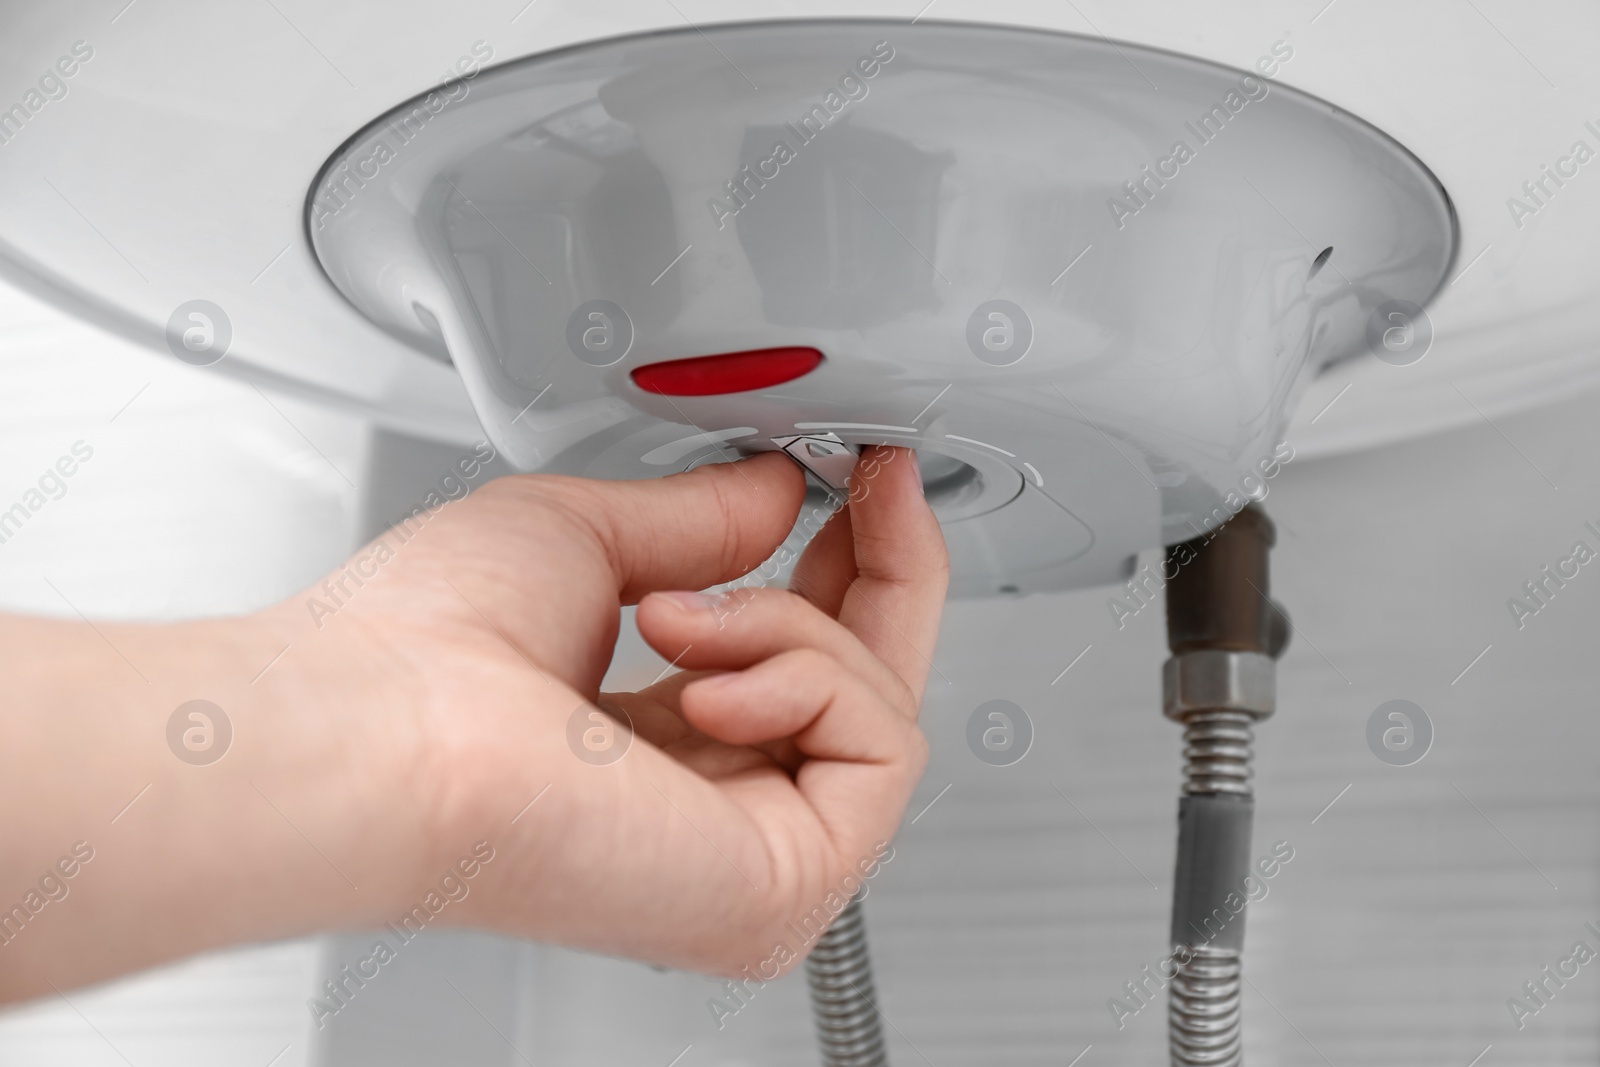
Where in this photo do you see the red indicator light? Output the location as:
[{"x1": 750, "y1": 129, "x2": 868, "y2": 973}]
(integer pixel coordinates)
[{"x1": 630, "y1": 347, "x2": 824, "y2": 397}]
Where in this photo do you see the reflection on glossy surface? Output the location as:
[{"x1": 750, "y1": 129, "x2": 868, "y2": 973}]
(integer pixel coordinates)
[{"x1": 311, "y1": 20, "x2": 1454, "y2": 595}]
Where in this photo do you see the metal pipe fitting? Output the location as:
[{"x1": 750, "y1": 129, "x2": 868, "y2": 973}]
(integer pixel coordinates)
[
  {"x1": 1163, "y1": 650, "x2": 1275, "y2": 797},
  {"x1": 1161, "y1": 504, "x2": 1288, "y2": 1067},
  {"x1": 1163, "y1": 650, "x2": 1276, "y2": 723}
]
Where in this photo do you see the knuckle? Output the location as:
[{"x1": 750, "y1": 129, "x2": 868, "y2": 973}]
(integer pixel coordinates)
[
  {"x1": 777, "y1": 646, "x2": 835, "y2": 678},
  {"x1": 697, "y1": 471, "x2": 746, "y2": 576},
  {"x1": 887, "y1": 674, "x2": 917, "y2": 715},
  {"x1": 506, "y1": 475, "x2": 613, "y2": 540},
  {"x1": 905, "y1": 723, "x2": 932, "y2": 772}
]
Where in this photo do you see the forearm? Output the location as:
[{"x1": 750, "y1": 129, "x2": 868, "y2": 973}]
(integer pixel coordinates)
[{"x1": 0, "y1": 605, "x2": 431, "y2": 1002}]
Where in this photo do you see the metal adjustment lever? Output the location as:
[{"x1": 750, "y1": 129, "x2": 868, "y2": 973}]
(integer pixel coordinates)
[{"x1": 772, "y1": 432, "x2": 860, "y2": 492}]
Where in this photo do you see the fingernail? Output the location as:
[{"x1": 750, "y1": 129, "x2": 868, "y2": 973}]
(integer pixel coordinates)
[
  {"x1": 653, "y1": 590, "x2": 725, "y2": 613},
  {"x1": 906, "y1": 449, "x2": 920, "y2": 480}
]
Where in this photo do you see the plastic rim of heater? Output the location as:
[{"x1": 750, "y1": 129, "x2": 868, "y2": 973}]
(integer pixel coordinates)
[{"x1": 309, "y1": 19, "x2": 1455, "y2": 597}]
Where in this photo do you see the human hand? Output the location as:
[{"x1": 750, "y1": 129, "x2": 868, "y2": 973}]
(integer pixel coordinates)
[
  {"x1": 0, "y1": 446, "x2": 946, "y2": 1000},
  {"x1": 345, "y1": 445, "x2": 947, "y2": 976}
]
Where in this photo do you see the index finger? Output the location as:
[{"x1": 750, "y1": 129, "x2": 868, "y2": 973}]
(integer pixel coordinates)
[{"x1": 831, "y1": 446, "x2": 949, "y2": 709}]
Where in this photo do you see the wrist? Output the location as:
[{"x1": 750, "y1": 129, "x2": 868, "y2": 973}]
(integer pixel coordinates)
[
  {"x1": 133, "y1": 602, "x2": 430, "y2": 927},
  {"x1": 215, "y1": 597, "x2": 443, "y2": 927},
  {"x1": 94, "y1": 602, "x2": 438, "y2": 964},
  {"x1": 0, "y1": 603, "x2": 403, "y2": 997}
]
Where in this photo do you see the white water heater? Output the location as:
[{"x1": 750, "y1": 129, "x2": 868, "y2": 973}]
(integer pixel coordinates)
[{"x1": 307, "y1": 20, "x2": 1455, "y2": 595}]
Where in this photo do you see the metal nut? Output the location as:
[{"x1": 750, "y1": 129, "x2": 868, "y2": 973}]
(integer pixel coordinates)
[{"x1": 1162, "y1": 650, "x2": 1275, "y2": 721}]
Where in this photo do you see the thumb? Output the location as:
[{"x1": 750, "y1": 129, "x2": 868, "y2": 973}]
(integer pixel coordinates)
[{"x1": 526, "y1": 451, "x2": 806, "y2": 603}]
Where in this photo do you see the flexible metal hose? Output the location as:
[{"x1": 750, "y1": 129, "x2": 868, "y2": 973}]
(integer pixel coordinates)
[
  {"x1": 1179, "y1": 710, "x2": 1255, "y2": 797},
  {"x1": 1168, "y1": 709, "x2": 1254, "y2": 1067},
  {"x1": 806, "y1": 896, "x2": 888, "y2": 1067},
  {"x1": 1169, "y1": 944, "x2": 1244, "y2": 1067}
]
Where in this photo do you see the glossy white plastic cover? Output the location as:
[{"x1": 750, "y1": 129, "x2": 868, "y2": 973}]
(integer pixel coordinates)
[{"x1": 310, "y1": 20, "x2": 1454, "y2": 596}]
